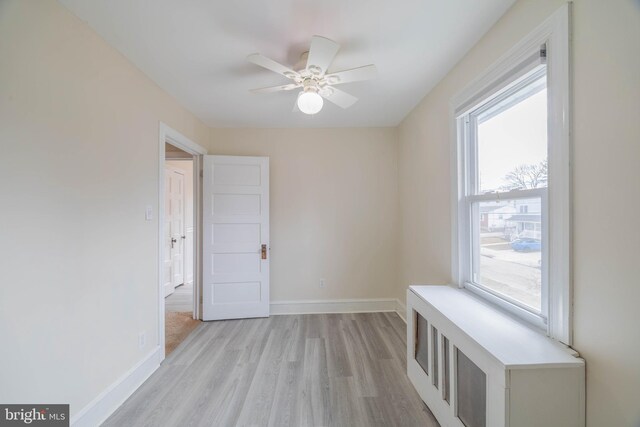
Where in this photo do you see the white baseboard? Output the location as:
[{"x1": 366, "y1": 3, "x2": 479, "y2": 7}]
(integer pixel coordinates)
[
  {"x1": 270, "y1": 298, "x2": 398, "y2": 315},
  {"x1": 71, "y1": 346, "x2": 162, "y2": 427},
  {"x1": 395, "y1": 298, "x2": 407, "y2": 323}
]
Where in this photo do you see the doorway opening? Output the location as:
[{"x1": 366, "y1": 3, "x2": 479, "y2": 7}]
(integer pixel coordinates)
[
  {"x1": 158, "y1": 123, "x2": 207, "y2": 359},
  {"x1": 164, "y1": 144, "x2": 198, "y2": 355}
]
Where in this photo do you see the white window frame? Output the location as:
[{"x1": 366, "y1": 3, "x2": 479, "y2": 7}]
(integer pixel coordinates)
[{"x1": 450, "y1": 4, "x2": 572, "y2": 345}]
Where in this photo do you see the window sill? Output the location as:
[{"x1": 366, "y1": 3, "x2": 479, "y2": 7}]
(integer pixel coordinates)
[
  {"x1": 462, "y1": 281, "x2": 547, "y2": 332},
  {"x1": 409, "y1": 284, "x2": 579, "y2": 366}
]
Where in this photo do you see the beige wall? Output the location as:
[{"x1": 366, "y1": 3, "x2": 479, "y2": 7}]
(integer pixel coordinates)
[
  {"x1": 397, "y1": 0, "x2": 640, "y2": 426},
  {"x1": 0, "y1": 0, "x2": 208, "y2": 417},
  {"x1": 207, "y1": 128, "x2": 399, "y2": 301}
]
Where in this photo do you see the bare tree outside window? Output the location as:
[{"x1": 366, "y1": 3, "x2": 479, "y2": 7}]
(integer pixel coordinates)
[{"x1": 500, "y1": 159, "x2": 547, "y2": 191}]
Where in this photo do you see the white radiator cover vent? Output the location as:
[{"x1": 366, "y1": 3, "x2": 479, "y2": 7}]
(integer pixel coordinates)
[{"x1": 406, "y1": 285, "x2": 585, "y2": 427}]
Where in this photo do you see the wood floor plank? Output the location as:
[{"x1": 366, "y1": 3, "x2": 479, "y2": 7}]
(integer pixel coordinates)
[
  {"x1": 299, "y1": 337, "x2": 331, "y2": 427},
  {"x1": 377, "y1": 358, "x2": 438, "y2": 426},
  {"x1": 322, "y1": 314, "x2": 353, "y2": 378},
  {"x1": 171, "y1": 348, "x2": 242, "y2": 427},
  {"x1": 103, "y1": 312, "x2": 439, "y2": 427},
  {"x1": 354, "y1": 313, "x2": 393, "y2": 360},
  {"x1": 341, "y1": 319, "x2": 381, "y2": 397},
  {"x1": 379, "y1": 324, "x2": 410, "y2": 370},
  {"x1": 235, "y1": 325, "x2": 287, "y2": 427},
  {"x1": 328, "y1": 376, "x2": 362, "y2": 427},
  {"x1": 101, "y1": 365, "x2": 189, "y2": 427},
  {"x1": 267, "y1": 361, "x2": 303, "y2": 427},
  {"x1": 361, "y1": 395, "x2": 396, "y2": 427},
  {"x1": 207, "y1": 361, "x2": 260, "y2": 427},
  {"x1": 164, "y1": 321, "x2": 219, "y2": 367},
  {"x1": 284, "y1": 315, "x2": 306, "y2": 363},
  {"x1": 386, "y1": 311, "x2": 409, "y2": 345}
]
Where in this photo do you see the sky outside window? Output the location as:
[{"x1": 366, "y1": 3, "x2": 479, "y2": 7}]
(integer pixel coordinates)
[{"x1": 477, "y1": 87, "x2": 548, "y2": 193}]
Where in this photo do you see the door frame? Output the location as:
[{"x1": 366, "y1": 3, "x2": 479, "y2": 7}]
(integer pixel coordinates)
[{"x1": 158, "y1": 122, "x2": 207, "y2": 360}]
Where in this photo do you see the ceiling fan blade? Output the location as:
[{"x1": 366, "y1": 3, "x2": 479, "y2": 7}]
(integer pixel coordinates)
[
  {"x1": 324, "y1": 64, "x2": 377, "y2": 85},
  {"x1": 306, "y1": 36, "x2": 340, "y2": 76},
  {"x1": 247, "y1": 53, "x2": 299, "y2": 79},
  {"x1": 321, "y1": 87, "x2": 358, "y2": 109},
  {"x1": 251, "y1": 83, "x2": 300, "y2": 94}
]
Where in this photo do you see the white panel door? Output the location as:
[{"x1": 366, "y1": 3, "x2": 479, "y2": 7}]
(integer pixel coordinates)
[
  {"x1": 203, "y1": 156, "x2": 269, "y2": 320},
  {"x1": 164, "y1": 167, "x2": 185, "y2": 296},
  {"x1": 169, "y1": 169, "x2": 185, "y2": 288},
  {"x1": 163, "y1": 169, "x2": 174, "y2": 297}
]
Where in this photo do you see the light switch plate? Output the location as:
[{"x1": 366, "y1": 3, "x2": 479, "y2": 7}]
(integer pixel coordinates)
[{"x1": 145, "y1": 205, "x2": 153, "y2": 221}]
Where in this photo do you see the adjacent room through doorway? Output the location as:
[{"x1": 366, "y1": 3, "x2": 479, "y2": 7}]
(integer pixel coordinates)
[{"x1": 163, "y1": 143, "x2": 199, "y2": 355}]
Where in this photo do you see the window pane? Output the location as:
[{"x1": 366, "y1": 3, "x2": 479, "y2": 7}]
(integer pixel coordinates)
[
  {"x1": 475, "y1": 197, "x2": 543, "y2": 312},
  {"x1": 476, "y1": 73, "x2": 547, "y2": 194}
]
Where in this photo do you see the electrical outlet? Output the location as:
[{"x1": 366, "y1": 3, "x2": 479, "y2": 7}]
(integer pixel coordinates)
[
  {"x1": 320, "y1": 279, "x2": 326, "y2": 288},
  {"x1": 138, "y1": 332, "x2": 146, "y2": 350}
]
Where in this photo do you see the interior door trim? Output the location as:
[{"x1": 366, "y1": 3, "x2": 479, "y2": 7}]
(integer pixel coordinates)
[{"x1": 158, "y1": 122, "x2": 207, "y2": 361}]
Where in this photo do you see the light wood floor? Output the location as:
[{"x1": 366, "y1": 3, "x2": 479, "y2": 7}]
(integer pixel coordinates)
[
  {"x1": 104, "y1": 312, "x2": 439, "y2": 427},
  {"x1": 165, "y1": 282, "x2": 193, "y2": 313}
]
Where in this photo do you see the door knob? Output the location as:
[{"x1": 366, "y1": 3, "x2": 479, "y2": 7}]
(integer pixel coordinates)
[
  {"x1": 171, "y1": 237, "x2": 177, "y2": 249},
  {"x1": 261, "y1": 244, "x2": 267, "y2": 260}
]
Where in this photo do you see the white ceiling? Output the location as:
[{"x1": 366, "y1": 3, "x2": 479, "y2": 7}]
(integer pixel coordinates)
[{"x1": 59, "y1": 0, "x2": 515, "y2": 128}]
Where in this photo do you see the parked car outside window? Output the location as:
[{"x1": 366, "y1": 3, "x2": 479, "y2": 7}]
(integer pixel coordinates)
[{"x1": 510, "y1": 238, "x2": 542, "y2": 252}]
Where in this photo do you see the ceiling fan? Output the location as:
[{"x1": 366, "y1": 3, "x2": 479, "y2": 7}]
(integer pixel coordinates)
[{"x1": 247, "y1": 36, "x2": 377, "y2": 115}]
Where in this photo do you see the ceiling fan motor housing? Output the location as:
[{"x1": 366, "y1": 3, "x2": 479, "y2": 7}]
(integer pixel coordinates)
[{"x1": 302, "y1": 77, "x2": 319, "y2": 93}]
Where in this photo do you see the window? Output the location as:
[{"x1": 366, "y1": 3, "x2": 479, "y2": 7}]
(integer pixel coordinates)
[
  {"x1": 452, "y1": 7, "x2": 571, "y2": 343},
  {"x1": 470, "y1": 66, "x2": 547, "y2": 315}
]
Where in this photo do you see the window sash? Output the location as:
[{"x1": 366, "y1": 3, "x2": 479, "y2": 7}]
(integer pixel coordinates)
[
  {"x1": 462, "y1": 190, "x2": 549, "y2": 326},
  {"x1": 458, "y1": 61, "x2": 550, "y2": 330},
  {"x1": 464, "y1": 67, "x2": 547, "y2": 198}
]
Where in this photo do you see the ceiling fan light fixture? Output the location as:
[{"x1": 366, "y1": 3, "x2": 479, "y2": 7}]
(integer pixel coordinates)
[
  {"x1": 297, "y1": 88, "x2": 323, "y2": 115},
  {"x1": 248, "y1": 36, "x2": 377, "y2": 114}
]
